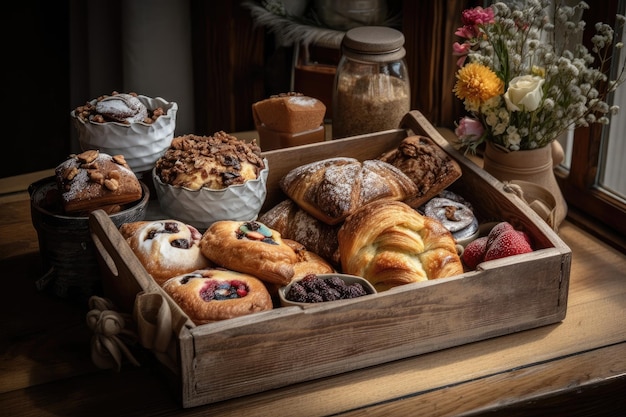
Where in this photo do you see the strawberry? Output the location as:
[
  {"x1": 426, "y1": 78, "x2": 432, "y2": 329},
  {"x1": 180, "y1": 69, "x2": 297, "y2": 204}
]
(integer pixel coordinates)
[
  {"x1": 517, "y1": 230, "x2": 532, "y2": 246},
  {"x1": 462, "y1": 236, "x2": 488, "y2": 269},
  {"x1": 486, "y1": 221, "x2": 515, "y2": 248},
  {"x1": 484, "y1": 229, "x2": 533, "y2": 261}
]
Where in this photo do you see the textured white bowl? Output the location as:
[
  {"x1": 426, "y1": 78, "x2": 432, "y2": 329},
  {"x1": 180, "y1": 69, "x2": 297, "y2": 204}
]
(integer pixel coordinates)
[
  {"x1": 152, "y1": 160, "x2": 269, "y2": 231},
  {"x1": 71, "y1": 95, "x2": 178, "y2": 173}
]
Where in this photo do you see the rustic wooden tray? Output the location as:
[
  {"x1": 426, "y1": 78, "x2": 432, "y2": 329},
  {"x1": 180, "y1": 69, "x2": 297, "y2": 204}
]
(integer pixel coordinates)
[{"x1": 89, "y1": 110, "x2": 571, "y2": 408}]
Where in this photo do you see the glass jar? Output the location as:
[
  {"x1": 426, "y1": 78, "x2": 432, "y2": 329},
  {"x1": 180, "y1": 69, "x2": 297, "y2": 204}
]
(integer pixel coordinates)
[{"x1": 332, "y1": 26, "x2": 410, "y2": 139}]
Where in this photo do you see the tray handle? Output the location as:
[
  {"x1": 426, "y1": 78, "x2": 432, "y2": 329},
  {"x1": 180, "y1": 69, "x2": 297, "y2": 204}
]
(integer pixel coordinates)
[
  {"x1": 89, "y1": 210, "x2": 154, "y2": 313},
  {"x1": 400, "y1": 110, "x2": 478, "y2": 165}
]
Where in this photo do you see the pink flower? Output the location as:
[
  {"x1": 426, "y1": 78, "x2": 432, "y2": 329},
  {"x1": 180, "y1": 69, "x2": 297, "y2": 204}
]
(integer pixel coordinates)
[
  {"x1": 453, "y1": 41, "x2": 471, "y2": 56},
  {"x1": 454, "y1": 25, "x2": 477, "y2": 39},
  {"x1": 453, "y1": 42, "x2": 472, "y2": 66},
  {"x1": 455, "y1": 117, "x2": 485, "y2": 142},
  {"x1": 461, "y1": 6, "x2": 495, "y2": 27}
]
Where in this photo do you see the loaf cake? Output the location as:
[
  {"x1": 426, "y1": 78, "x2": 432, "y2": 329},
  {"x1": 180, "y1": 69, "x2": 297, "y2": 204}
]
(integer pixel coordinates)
[
  {"x1": 252, "y1": 92, "x2": 326, "y2": 150},
  {"x1": 252, "y1": 92, "x2": 325, "y2": 133}
]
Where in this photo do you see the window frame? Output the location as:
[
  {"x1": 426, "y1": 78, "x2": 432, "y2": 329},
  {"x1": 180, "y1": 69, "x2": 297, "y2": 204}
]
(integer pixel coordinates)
[{"x1": 556, "y1": 0, "x2": 626, "y2": 253}]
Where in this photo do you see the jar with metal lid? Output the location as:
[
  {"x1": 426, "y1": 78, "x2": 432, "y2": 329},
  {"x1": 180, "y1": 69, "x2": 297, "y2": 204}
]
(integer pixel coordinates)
[{"x1": 332, "y1": 26, "x2": 410, "y2": 139}]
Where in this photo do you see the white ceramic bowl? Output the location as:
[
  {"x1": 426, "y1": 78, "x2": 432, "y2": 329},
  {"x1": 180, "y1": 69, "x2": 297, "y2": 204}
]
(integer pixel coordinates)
[
  {"x1": 278, "y1": 273, "x2": 376, "y2": 308},
  {"x1": 152, "y1": 160, "x2": 269, "y2": 231},
  {"x1": 71, "y1": 95, "x2": 178, "y2": 174}
]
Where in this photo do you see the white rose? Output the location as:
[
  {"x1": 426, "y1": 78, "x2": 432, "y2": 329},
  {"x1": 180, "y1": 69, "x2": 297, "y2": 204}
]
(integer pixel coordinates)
[{"x1": 504, "y1": 75, "x2": 545, "y2": 112}]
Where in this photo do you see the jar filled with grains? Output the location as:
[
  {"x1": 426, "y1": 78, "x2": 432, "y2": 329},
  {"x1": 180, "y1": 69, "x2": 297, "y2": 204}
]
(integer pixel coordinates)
[{"x1": 332, "y1": 26, "x2": 410, "y2": 139}]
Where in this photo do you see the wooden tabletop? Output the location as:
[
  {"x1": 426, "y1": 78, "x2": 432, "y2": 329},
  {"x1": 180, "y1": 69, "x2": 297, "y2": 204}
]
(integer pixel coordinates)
[{"x1": 1, "y1": 168, "x2": 625, "y2": 417}]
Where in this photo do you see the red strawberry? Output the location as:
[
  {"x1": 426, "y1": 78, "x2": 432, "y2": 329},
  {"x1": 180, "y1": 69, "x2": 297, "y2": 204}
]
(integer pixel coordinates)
[
  {"x1": 516, "y1": 230, "x2": 532, "y2": 246},
  {"x1": 462, "y1": 236, "x2": 488, "y2": 269},
  {"x1": 484, "y1": 229, "x2": 533, "y2": 261},
  {"x1": 486, "y1": 221, "x2": 515, "y2": 248}
]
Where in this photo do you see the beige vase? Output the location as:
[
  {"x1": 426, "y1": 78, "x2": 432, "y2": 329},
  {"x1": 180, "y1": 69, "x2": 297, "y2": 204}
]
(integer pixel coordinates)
[{"x1": 483, "y1": 141, "x2": 568, "y2": 229}]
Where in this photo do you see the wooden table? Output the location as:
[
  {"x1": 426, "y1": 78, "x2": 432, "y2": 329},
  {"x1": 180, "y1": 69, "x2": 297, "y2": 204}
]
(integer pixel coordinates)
[{"x1": 1, "y1": 167, "x2": 625, "y2": 417}]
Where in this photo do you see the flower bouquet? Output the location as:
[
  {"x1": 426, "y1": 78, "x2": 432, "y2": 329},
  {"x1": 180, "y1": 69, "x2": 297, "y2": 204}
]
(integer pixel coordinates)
[{"x1": 452, "y1": 0, "x2": 625, "y2": 153}]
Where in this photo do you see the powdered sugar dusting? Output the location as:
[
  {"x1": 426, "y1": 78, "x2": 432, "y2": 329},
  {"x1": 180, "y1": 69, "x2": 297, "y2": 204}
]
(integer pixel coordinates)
[
  {"x1": 288, "y1": 96, "x2": 319, "y2": 107},
  {"x1": 315, "y1": 162, "x2": 359, "y2": 217},
  {"x1": 58, "y1": 160, "x2": 91, "y2": 202},
  {"x1": 359, "y1": 166, "x2": 390, "y2": 204},
  {"x1": 56, "y1": 153, "x2": 138, "y2": 206}
]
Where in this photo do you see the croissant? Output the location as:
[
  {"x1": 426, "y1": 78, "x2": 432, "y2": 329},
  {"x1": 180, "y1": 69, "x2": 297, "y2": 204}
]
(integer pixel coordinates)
[
  {"x1": 279, "y1": 157, "x2": 418, "y2": 225},
  {"x1": 338, "y1": 200, "x2": 463, "y2": 291},
  {"x1": 259, "y1": 199, "x2": 341, "y2": 266}
]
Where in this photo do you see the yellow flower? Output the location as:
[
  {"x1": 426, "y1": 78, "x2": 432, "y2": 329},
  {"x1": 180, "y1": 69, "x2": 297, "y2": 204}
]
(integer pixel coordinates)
[
  {"x1": 531, "y1": 65, "x2": 545, "y2": 77},
  {"x1": 453, "y1": 63, "x2": 504, "y2": 109}
]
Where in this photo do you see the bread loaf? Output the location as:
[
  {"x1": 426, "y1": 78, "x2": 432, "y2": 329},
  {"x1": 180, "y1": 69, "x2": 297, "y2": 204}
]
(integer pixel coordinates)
[
  {"x1": 279, "y1": 157, "x2": 418, "y2": 225},
  {"x1": 259, "y1": 199, "x2": 341, "y2": 266},
  {"x1": 338, "y1": 200, "x2": 463, "y2": 291},
  {"x1": 378, "y1": 135, "x2": 462, "y2": 208}
]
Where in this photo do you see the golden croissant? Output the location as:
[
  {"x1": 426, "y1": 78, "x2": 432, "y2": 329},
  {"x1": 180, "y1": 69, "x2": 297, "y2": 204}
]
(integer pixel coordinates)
[{"x1": 338, "y1": 200, "x2": 463, "y2": 291}]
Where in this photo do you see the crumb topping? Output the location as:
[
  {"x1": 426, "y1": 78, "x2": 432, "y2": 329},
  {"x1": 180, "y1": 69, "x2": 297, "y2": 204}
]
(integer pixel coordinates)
[{"x1": 155, "y1": 132, "x2": 265, "y2": 190}]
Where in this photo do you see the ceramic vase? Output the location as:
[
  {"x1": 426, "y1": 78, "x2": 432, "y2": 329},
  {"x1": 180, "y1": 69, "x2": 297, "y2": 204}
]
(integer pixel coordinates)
[{"x1": 483, "y1": 141, "x2": 567, "y2": 228}]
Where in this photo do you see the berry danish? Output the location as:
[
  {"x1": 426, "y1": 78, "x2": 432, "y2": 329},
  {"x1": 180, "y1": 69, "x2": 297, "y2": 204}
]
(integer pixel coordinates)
[{"x1": 162, "y1": 269, "x2": 273, "y2": 324}]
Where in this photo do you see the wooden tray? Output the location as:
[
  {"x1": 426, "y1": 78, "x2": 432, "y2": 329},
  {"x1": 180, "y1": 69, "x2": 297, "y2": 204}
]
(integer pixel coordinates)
[{"x1": 89, "y1": 110, "x2": 571, "y2": 408}]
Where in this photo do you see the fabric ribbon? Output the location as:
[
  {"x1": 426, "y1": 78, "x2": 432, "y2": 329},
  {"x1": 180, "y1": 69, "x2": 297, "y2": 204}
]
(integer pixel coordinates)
[
  {"x1": 133, "y1": 291, "x2": 177, "y2": 371},
  {"x1": 86, "y1": 296, "x2": 140, "y2": 371}
]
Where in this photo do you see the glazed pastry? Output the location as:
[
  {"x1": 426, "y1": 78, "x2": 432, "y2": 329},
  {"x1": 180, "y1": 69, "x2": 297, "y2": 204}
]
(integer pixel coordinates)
[
  {"x1": 284, "y1": 239, "x2": 335, "y2": 280},
  {"x1": 338, "y1": 200, "x2": 463, "y2": 291},
  {"x1": 422, "y1": 190, "x2": 479, "y2": 243},
  {"x1": 378, "y1": 135, "x2": 462, "y2": 208},
  {"x1": 279, "y1": 157, "x2": 418, "y2": 225},
  {"x1": 259, "y1": 199, "x2": 341, "y2": 266},
  {"x1": 55, "y1": 149, "x2": 142, "y2": 214},
  {"x1": 263, "y1": 238, "x2": 335, "y2": 297},
  {"x1": 73, "y1": 92, "x2": 156, "y2": 125},
  {"x1": 94, "y1": 93, "x2": 148, "y2": 123},
  {"x1": 200, "y1": 220, "x2": 297, "y2": 286},
  {"x1": 161, "y1": 269, "x2": 273, "y2": 325},
  {"x1": 119, "y1": 220, "x2": 212, "y2": 285}
]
